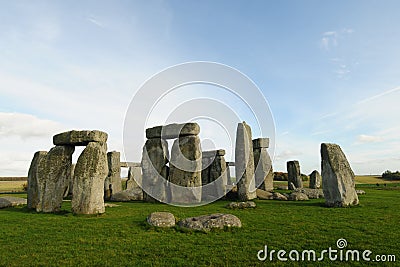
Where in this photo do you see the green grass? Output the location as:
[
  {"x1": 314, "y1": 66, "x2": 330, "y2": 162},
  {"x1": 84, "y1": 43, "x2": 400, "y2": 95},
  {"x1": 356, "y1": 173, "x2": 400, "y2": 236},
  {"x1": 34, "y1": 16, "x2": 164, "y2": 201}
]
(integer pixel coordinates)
[{"x1": 1, "y1": 187, "x2": 399, "y2": 266}]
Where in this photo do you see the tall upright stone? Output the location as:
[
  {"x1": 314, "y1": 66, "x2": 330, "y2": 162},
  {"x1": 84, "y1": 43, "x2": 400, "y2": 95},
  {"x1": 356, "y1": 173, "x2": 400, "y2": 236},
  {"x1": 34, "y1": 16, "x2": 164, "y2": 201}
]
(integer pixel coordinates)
[
  {"x1": 321, "y1": 143, "x2": 359, "y2": 207},
  {"x1": 253, "y1": 138, "x2": 273, "y2": 191},
  {"x1": 141, "y1": 138, "x2": 169, "y2": 202},
  {"x1": 169, "y1": 135, "x2": 202, "y2": 203},
  {"x1": 235, "y1": 122, "x2": 256, "y2": 201},
  {"x1": 37, "y1": 146, "x2": 75, "y2": 212},
  {"x1": 309, "y1": 170, "x2": 322, "y2": 189},
  {"x1": 287, "y1": 160, "x2": 303, "y2": 190},
  {"x1": 27, "y1": 151, "x2": 48, "y2": 210},
  {"x1": 126, "y1": 166, "x2": 143, "y2": 200},
  {"x1": 201, "y1": 150, "x2": 228, "y2": 200},
  {"x1": 104, "y1": 151, "x2": 122, "y2": 199},
  {"x1": 72, "y1": 142, "x2": 108, "y2": 214}
]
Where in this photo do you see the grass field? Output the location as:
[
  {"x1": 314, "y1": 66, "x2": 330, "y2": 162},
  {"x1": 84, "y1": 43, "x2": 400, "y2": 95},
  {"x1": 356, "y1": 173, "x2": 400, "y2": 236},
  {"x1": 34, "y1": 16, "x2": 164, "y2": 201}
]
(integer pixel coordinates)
[{"x1": 1, "y1": 184, "x2": 399, "y2": 266}]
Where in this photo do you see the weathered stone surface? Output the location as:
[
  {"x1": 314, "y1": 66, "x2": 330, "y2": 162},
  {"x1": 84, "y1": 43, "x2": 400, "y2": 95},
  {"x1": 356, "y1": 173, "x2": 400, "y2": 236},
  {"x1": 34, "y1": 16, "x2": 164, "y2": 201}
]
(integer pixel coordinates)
[
  {"x1": 288, "y1": 192, "x2": 309, "y2": 201},
  {"x1": 277, "y1": 185, "x2": 288, "y2": 190},
  {"x1": 287, "y1": 161, "x2": 303, "y2": 190},
  {"x1": 235, "y1": 122, "x2": 256, "y2": 201},
  {"x1": 178, "y1": 214, "x2": 241, "y2": 232},
  {"x1": 37, "y1": 146, "x2": 74, "y2": 213},
  {"x1": 252, "y1": 138, "x2": 270, "y2": 149},
  {"x1": 146, "y1": 123, "x2": 200, "y2": 139},
  {"x1": 201, "y1": 150, "x2": 228, "y2": 201},
  {"x1": 110, "y1": 189, "x2": 143, "y2": 202},
  {"x1": 273, "y1": 192, "x2": 288, "y2": 201},
  {"x1": 356, "y1": 190, "x2": 366, "y2": 195},
  {"x1": 126, "y1": 166, "x2": 143, "y2": 200},
  {"x1": 253, "y1": 144, "x2": 273, "y2": 191},
  {"x1": 226, "y1": 201, "x2": 256, "y2": 209},
  {"x1": 202, "y1": 149, "x2": 226, "y2": 158},
  {"x1": 104, "y1": 151, "x2": 122, "y2": 199},
  {"x1": 309, "y1": 170, "x2": 322, "y2": 189},
  {"x1": 169, "y1": 135, "x2": 202, "y2": 203},
  {"x1": 147, "y1": 212, "x2": 176, "y2": 228},
  {"x1": 256, "y1": 189, "x2": 274, "y2": 200},
  {"x1": 53, "y1": 130, "x2": 108, "y2": 146},
  {"x1": 72, "y1": 142, "x2": 108, "y2": 214},
  {"x1": 141, "y1": 138, "x2": 169, "y2": 202},
  {"x1": 27, "y1": 151, "x2": 47, "y2": 209},
  {"x1": 0, "y1": 196, "x2": 27, "y2": 208},
  {"x1": 294, "y1": 188, "x2": 324, "y2": 199},
  {"x1": 67, "y1": 164, "x2": 76, "y2": 196},
  {"x1": 321, "y1": 143, "x2": 359, "y2": 207}
]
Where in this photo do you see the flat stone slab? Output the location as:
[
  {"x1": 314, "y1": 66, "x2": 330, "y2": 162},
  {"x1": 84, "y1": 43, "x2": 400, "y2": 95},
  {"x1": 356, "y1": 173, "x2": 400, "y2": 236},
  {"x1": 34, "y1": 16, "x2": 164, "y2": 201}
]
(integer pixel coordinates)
[
  {"x1": 146, "y1": 123, "x2": 200, "y2": 139},
  {"x1": 252, "y1": 138, "x2": 270, "y2": 148},
  {"x1": 294, "y1": 188, "x2": 324, "y2": 199},
  {"x1": 0, "y1": 196, "x2": 27, "y2": 208},
  {"x1": 53, "y1": 130, "x2": 108, "y2": 146},
  {"x1": 288, "y1": 192, "x2": 309, "y2": 201},
  {"x1": 147, "y1": 212, "x2": 176, "y2": 228},
  {"x1": 226, "y1": 201, "x2": 256, "y2": 209},
  {"x1": 202, "y1": 149, "x2": 226, "y2": 158},
  {"x1": 256, "y1": 189, "x2": 274, "y2": 200},
  {"x1": 178, "y1": 213, "x2": 241, "y2": 232}
]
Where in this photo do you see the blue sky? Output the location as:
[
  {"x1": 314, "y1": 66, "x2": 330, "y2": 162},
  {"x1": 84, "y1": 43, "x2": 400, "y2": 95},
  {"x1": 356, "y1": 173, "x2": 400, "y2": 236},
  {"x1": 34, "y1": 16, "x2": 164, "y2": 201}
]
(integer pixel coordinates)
[{"x1": 1, "y1": 0, "x2": 400, "y2": 176}]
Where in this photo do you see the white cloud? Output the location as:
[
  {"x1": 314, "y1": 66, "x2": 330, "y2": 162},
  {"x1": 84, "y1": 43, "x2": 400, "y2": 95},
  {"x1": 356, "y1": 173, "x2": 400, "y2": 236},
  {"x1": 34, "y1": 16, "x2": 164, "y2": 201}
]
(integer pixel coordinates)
[
  {"x1": 87, "y1": 16, "x2": 104, "y2": 28},
  {"x1": 356, "y1": 134, "x2": 383, "y2": 144},
  {"x1": 0, "y1": 112, "x2": 65, "y2": 139},
  {"x1": 320, "y1": 28, "x2": 353, "y2": 51}
]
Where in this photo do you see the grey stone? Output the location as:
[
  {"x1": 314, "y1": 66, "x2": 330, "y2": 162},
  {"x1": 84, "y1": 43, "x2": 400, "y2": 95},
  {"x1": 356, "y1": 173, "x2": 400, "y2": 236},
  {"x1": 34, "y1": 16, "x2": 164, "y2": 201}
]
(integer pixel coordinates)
[
  {"x1": 141, "y1": 138, "x2": 169, "y2": 202},
  {"x1": 288, "y1": 192, "x2": 309, "y2": 201},
  {"x1": 201, "y1": 150, "x2": 228, "y2": 201},
  {"x1": 321, "y1": 143, "x2": 359, "y2": 207},
  {"x1": 27, "y1": 151, "x2": 47, "y2": 209},
  {"x1": 273, "y1": 192, "x2": 288, "y2": 201},
  {"x1": 253, "y1": 143, "x2": 273, "y2": 191},
  {"x1": 72, "y1": 142, "x2": 108, "y2": 214},
  {"x1": 104, "y1": 151, "x2": 122, "y2": 199},
  {"x1": 309, "y1": 170, "x2": 322, "y2": 189},
  {"x1": 256, "y1": 189, "x2": 274, "y2": 200},
  {"x1": 226, "y1": 201, "x2": 256, "y2": 209},
  {"x1": 178, "y1": 214, "x2": 241, "y2": 232},
  {"x1": 294, "y1": 188, "x2": 324, "y2": 199},
  {"x1": 252, "y1": 138, "x2": 270, "y2": 149},
  {"x1": 0, "y1": 196, "x2": 27, "y2": 208},
  {"x1": 110, "y1": 189, "x2": 143, "y2": 202},
  {"x1": 287, "y1": 161, "x2": 303, "y2": 190},
  {"x1": 126, "y1": 167, "x2": 143, "y2": 200},
  {"x1": 277, "y1": 185, "x2": 288, "y2": 190},
  {"x1": 289, "y1": 182, "x2": 296, "y2": 190},
  {"x1": 146, "y1": 123, "x2": 200, "y2": 139},
  {"x1": 37, "y1": 145, "x2": 74, "y2": 213},
  {"x1": 356, "y1": 190, "x2": 366, "y2": 195},
  {"x1": 53, "y1": 130, "x2": 108, "y2": 146},
  {"x1": 147, "y1": 212, "x2": 176, "y2": 228},
  {"x1": 235, "y1": 122, "x2": 256, "y2": 201},
  {"x1": 169, "y1": 135, "x2": 202, "y2": 203}
]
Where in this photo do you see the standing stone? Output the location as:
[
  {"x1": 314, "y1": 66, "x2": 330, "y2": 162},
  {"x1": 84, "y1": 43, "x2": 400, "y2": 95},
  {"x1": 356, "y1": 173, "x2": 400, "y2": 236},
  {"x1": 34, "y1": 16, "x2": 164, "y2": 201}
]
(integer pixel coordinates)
[
  {"x1": 321, "y1": 143, "x2": 359, "y2": 207},
  {"x1": 27, "y1": 151, "x2": 48, "y2": 210},
  {"x1": 126, "y1": 166, "x2": 143, "y2": 200},
  {"x1": 72, "y1": 142, "x2": 108, "y2": 214},
  {"x1": 309, "y1": 170, "x2": 322, "y2": 189},
  {"x1": 141, "y1": 138, "x2": 169, "y2": 202},
  {"x1": 201, "y1": 150, "x2": 228, "y2": 200},
  {"x1": 37, "y1": 146, "x2": 74, "y2": 212},
  {"x1": 68, "y1": 164, "x2": 76, "y2": 196},
  {"x1": 253, "y1": 138, "x2": 273, "y2": 191},
  {"x1": 169, "y1": 135, "x2": 202, "y2": 203},
  {"x1": 104, "y1": 151, "x2": 122, "y2": 199},
  {"x1": 235, "y1": 122, "x2": 256, "y2": 201},
  {"x1": 287, "y1": 160, "x2": 303, "y2": 190}
]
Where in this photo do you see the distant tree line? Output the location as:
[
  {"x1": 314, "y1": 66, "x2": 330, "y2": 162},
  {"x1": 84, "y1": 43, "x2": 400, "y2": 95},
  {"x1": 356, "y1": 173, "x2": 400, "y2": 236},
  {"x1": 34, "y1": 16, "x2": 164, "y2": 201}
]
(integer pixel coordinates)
[
  {"x1": 382, "y1": 170, "x2": 400, "y2": 180},
  {"x1": 273, "y1": 172, "x2": 309, "y2": 181}
]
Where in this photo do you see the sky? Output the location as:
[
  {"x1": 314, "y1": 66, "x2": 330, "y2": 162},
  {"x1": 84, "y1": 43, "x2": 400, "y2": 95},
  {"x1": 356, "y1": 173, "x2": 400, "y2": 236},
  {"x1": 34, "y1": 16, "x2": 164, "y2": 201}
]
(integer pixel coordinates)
[{"x1": 1, "y1": 0, "x2": 400, "y2": 176}]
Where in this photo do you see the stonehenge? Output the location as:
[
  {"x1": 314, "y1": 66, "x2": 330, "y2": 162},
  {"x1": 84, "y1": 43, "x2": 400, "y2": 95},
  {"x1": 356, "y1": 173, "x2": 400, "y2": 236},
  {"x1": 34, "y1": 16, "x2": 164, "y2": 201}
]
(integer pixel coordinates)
[
  {"x1": 321, "y1": 143, "x2": 359, "y2": 207},
  {"x1": 27, "y1": 130, "x2": 109, "y2": 214},
  {"x1": 235, "y1": 122, "x2": 257, "y2": 201},
  {"x1": 287, "y1": 160, "x2": 303, "y2": 190},
  {"x1": 104, "y1": 151, "x2": 122, "y2": 200},
  {"x1": 253, "y1": 138, "x2": 273, "y2": 191},
  {"x1": 201, "y1": 149, "x2": 228, "y2": 200}
]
